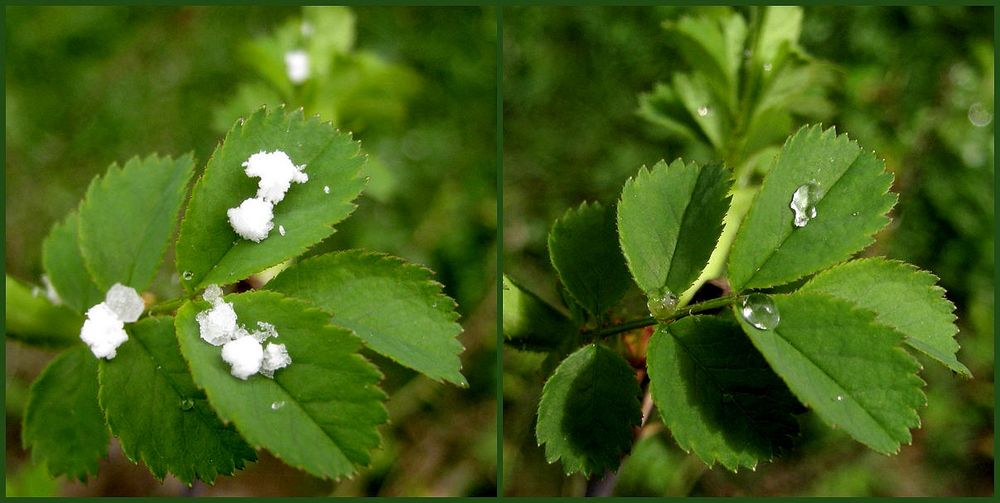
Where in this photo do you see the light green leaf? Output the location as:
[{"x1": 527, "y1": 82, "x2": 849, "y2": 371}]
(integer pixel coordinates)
[
  {"x1": 547, "y1": 202, "x2": 631, "y2": 320},
  {"x1": 637, "y1": 83, "x2": 701, "y2": 142},
  {"x1": 727, "y1": 125, "x2": 897, "y2": 291},
  {"x1": 78, "y1": 154, "x2": 195, "y2": 292},
  {"x1": 266, "y1": 250, "x2": 466, "y2": 385},
  {"x1": 175, "y1": 291, "x2": 386, "y2": 480},
  {"x1": 502, "y1": 275, "x2": 578, "y2": 352},
  {"x1": 617, "y1": 159, "x2": 732, "y2": 297},
  {"x1": 98, "y1": 317, "x2": 256, "y2": 484},
  {"x1": 5, "y1": 275, "x2": 82, "y2": 348},
  {"x1": 536, "y1": 344, "x2": 641, "y2": 477},
  {"x1": 664, "y1": 12, "x2": 746, "y2": 114},
  {"x1": 800, "y1": 257, "x2": 970, "y2": 378},
  {"x1": 22, "y1": 346, "x2": 109, "y2": 481},
  {"x1": 41, "y1": 212, "x2": 103, "y2": 313},
  {"x1": 648, "y1": 314, "x2": 802, "y2": 471},
  {"x1": 735, "y1": 292, "x2": 925, "y2": 454},
  {"x1": 672, "y1": 73, "x2": 726, "y2": 150},
  {"x1": 176, "y1": 107, "x2": 366, "y2": 290},
  {"x1": 751, "y1": 7, "x2": 803, "y2": 68}
]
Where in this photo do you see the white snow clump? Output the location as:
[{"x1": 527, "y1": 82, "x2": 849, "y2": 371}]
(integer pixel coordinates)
[
  {"x1": 221, "y1": 335, "x2": 264, "y2": 380},
  {"x1": 284, "y1": 49, "x2": 310, "y2": 84},
  {"x1": 227, "y1": 150, "x2": 307, "y2": 242},
  {"x1": 79, "y1": 283, "x2": 144, "y2": 359},
  {"x1": 227, "y1": 197, "x2": 274, "y2": 242},
  {"x1": 194, "y1": 285, "x2": 291, "y2": 380}
]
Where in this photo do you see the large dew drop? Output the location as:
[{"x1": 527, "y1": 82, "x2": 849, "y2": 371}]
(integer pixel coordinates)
[
  {"x1": 740, "y1": 293, "x2": 780, "y2": 330},
  {"x1": 647, "y1": 287, "x2": 678, "y2": 320},
  {"x1": 790, "y1": 182, "x2": 821, "y2": 228}
]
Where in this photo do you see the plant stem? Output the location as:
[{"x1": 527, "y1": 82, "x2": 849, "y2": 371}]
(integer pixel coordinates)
[
  {"x1": 146, "y1": 296, "x2": 189, "y2": 316},
  {"x1": 589, "y1": 295, "x2": 740, "y2": 340}
]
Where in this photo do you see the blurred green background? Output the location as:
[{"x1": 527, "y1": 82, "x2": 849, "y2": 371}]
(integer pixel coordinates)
[
  {"x1": 503, "y1": 6, "x2": 993, "y2": 496},
  {"x1": 5, "y1": 6, "x2": 496, "y2": 496}
]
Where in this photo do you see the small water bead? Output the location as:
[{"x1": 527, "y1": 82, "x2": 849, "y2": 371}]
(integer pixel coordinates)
[
  {"x1": 835, "y1": 395, "x2": 844, "y2": 402},
  {"x1": 646, "y1": 288, "x2": 678, "y2": 320},
  {"x1": 697, "y1": 106, "x2": 711, "y2": 117},
  {"x1": 762, "y1": 63, "x2": 773, "y2": 72},
  {"x1": 271, "y1": 401, "x2": 286, "y2": 410},
  {"x1": 179, "y1": 399, "x2": 195, "y2": 411},
  {"x1": 182, "y1": 271, "x2": 194, "y2": 281},
  {"x1": 967, "y1": 102, "x2": 992, "y2": 127},
  {"x1": 740, "y1": 293, "x2": 780, "y2": 330},
  {"x1": 790, "y1": 182, "x2": 821, "y2": 228}
]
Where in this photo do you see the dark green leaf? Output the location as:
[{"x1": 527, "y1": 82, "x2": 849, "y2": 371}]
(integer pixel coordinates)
[
  {"x1": 98, "y1": 317, "x2": 256, "y2": 484},
  {"x1": 800, "y1": 257, "x2": 970, "y2": 378},
  {"x1": 547, "y1": 201, "x2": 631, "y2": 320},
  {"x1": 175, "y1": 291, "x2": 386, "y2": 480},
  {"x1": 22, "y1": 346, "x2": 108, "y2": 481},
  {"x1": 647, "y1": 314, "x2": 801, "y2": 471},
  {"x1": 5, "y1": 275, "x2": 82, "y2": 348},
  {"x1": 267, "y1": 250, "x2": 466, "y2": 385},
  {"x1": 735, "y1": 292, "x2": 925, "y2": 454},
  {"x1": 727, "y1": 125, "x2": 897, "y2": 291},
  {"x1": 176, "y1": 107, "x2": 366, "y2": 290},
  {"x1": 502, "y1": 275, "x2": 578, "y2": 352},
  {"x1": 41, "y1": 212, "x2": 103, "y2": 313},
  {"x1": 536, "y1": 344, "x2": 641, "y2": 476},
  {"x1": 617, "y1": 159, "x2": 732, "y2": 297},
  {"x1": 78, "y1": 154, "x2": 195, "y2": 291}
]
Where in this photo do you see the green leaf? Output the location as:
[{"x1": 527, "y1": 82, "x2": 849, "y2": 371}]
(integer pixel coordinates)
[
  {"x1": 5, "y1": 275, "x2": 83, "y2": 348},
  {"x1": 41, "y1": 212, "x2": 103, "y2": 313},
  {"x1": 735, "y1": 292, "x2": 925, "y2": 454},
  {"x1": 502, "y1": 275, "x2": 578, "y2": 352},
  {"x1": 664, "y1": 12, "x2": 746, "y2": 114},
  {"x1": 176, "y1": 107, "x2": 366, "y2": 290},
  {"x1": 78, "y1": 154, "x2": 196, "y2": 291},
  {"x1": 98, "y1": 317, "x2": 256, "y2": 484},
  {"x1": 647, "y1": 314, "x2": 801, "y2": 471},
  {"x1": 266, "y1": 250, "x2": 466, "y2": 385},
  {"x1": 22, "y1": 346, "x2": 108, "y2": 481},
  {"x1": 672, "y1": 73, "x2": 727, "y2": 150},
  {"x1": 751, "y1": 7, "x2": 803, "y2": 68},
  {"x1": 727, "y1": 125, "x2": 897, "y2": 291},
  {"x1": 617, "y1": 159, "x2": 732, "y2": 297},
  {"x1": 536, "y1": 344, "x2": 641, "y2": 477},
  {"x1": 547, "y1": 202, "x2": 631, "y2": 320},
  {"x1": 800, "y1": 257, "x2": 971, "y2": 378},
  {"x1": 175, "y1": 291, "x2": 387, "y2": 480}
]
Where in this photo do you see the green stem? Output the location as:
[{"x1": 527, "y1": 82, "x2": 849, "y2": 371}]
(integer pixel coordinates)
[
  {"x1": 589, "y1": 295, "x2": 740, "y2": 340},
  {"x1": 146, "y1": 296, "x2": 189, "y2": 316}
]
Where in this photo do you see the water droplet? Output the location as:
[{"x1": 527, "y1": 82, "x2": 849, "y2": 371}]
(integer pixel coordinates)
[
  {"x1": 271, "y1": 401, "x2": 286, "y2": 410},
  {"x1": 646, "y1": 287, "x2": 678, "y2": 320},
  {"x1": 743, "y1": 48, "x2": 752, "y2": 58},
  {"x1": 851, "y1": 211, "x2": 859, "y2": 217},
  {"x1": 740, "y1": 293, "x2": 780, "y2": 330},
  {"x1": 323, "y1": 185, "x2": 331, "y2": 194},
  {"x1": 697, "y1": 105, "x2": 711, "y2": 117},
  {"x1": 835, "y1": 395, "x2": 844, "y2": 401},
  {"x1": 763, "y1": 63, "x2": 773, "y2": 72},
  {"x1": 790, "y1": 181, "x2": 821, "y2": 228},
  {"x1": 181, "y1": 271, "x2": 194, "y2": 281},
  {"x1": 179, "y1": 399, "x2": 195, "y2": 411},
  {"x1": 968, "y1": 102, "x2": 992, "y2": 127}
]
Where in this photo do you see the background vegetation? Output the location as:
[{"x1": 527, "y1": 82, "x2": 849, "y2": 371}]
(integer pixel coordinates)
[
  {"x1": 503, "y1": 6, "x2": 993, "y2": 496},
  {"x1": 5, "y1": 6, "x2": 496, "y2": 496}
]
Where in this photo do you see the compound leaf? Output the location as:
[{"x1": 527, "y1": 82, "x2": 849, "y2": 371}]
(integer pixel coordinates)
[
  {"x1": 536, "y1": 344, "x2": 641, "y2": 477},
  {"x1": 502, "y1": 275, "x2": 578, "y2": 352},
  {"x1": 617, "y1": 159, "x2": 731, "y2": 296},
  {"x1": 800, "y1": 257, "x2": 970, "y2": 378},
  {"x1": 175, "y1": 291, "x2": 386, "y2": 480},
  {"x1": 22, "y1": 346, "x2": 108, "y2": 481},
  {"x1": 41, "y1": 211, "x2": 103, "y2": 314},
  {"x1": 735, "y1": 292, "x2": 925, "y2": 454},
  {"x1": 647, "y1": 314, "x2": 801, "y2": 471},
  {"x1": 78, "y1": 154, "x2": 195, "y2": 291},
  {"x1": 176, "y1": 106, "x2": 366, "y2": 290},
  {"x1": 98, "y1": 317, "x2": 256, "y2": 484},
  {"x1": 728, "y1": 125, "x2": 896, "y2": 291},
  {"x1": 266, "y1": 250, "x2": 466, "y2": 386},
  {"x1": 548, "y1": 202, "x2": 630, "y2": 320}
]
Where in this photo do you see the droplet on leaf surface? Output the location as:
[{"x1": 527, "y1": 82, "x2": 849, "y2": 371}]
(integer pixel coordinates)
[
  {"x1": 646, "y1": 287, "x2": 678, "y2": 320},
  {"x1": 271, "y1": 401, "x2": 286, "y2": 410},
  {"x1": 790, "y1": 182, "x2": 821, "y2": 228},
  {"x1": 697, "y1": 106, "x2": 711, "y2": 117},
  {"x1": 968, "y1": 102, "x2": 992, "y2": 127},
  {"x1": 179, "y1": 399, "x2": 195, "y2": 411},
  {"x1": 740, "y1": 293, "x2": 780, "y2": 330}
]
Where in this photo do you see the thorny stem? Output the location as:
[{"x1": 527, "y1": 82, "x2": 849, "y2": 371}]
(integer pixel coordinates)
[{"x1": 587, "y1": 295, "x2": 740, "y2": 340}]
